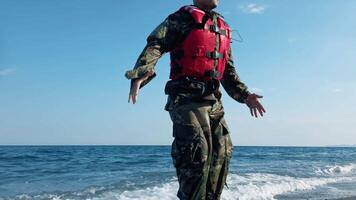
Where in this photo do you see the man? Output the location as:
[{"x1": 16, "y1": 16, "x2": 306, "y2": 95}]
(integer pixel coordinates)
[{"x1": 125, "y1": 0, "x2": 265, "y2": 199}]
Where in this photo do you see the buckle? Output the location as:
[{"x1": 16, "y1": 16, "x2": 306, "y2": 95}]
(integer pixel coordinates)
[
  {"x1": 206, "y1": 51, "x2": 224, "y2": 59},
  {"x1": 209, "y1": 25, "x2": 227, "y2": 36},
  {"x1": 209, "y1": 25, "x2": 220, "y2": 33},
  {"x1": 212, "y1": 70, "x2": 221, "y2": 78}
]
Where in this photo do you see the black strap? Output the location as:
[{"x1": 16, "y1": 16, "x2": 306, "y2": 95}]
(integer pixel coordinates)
[{"x1": 204, "y1": 70, "x2": 221, "y2": 79}]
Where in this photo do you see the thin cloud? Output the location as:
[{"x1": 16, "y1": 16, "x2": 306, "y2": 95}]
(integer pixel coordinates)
[
  {"x1": 240, "y1": 3, "x2": 266, "y2": 14},
  {"x1": 0, "y1": 68, "x2": 16, "y2": 76}
]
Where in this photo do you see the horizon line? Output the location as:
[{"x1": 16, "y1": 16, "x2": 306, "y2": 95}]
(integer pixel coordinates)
[{"x1": 1, "y1": 144, "x2": 356, "y2": 148}]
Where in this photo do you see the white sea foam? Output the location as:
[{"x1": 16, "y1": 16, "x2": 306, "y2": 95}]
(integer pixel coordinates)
[
  {"x1": 84, "y1": 173, "x2": 353, "y2": 200},
  {"x1": 222, "y1": 173, "x2": 353, "y2": 200},
  {"x1": 95, "y1": 181, "x2": 178, "y2": 200},
  {"x1": 315, "y1": 164, "x2": 356, "y2": 176},
  {"x1": 12, "y1": 172, "x2": 355, "y2": 200}
]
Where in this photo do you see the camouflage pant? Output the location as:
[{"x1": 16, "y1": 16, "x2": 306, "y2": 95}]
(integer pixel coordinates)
[{"x1": 168, "y1": 97, "x2": 234, "y2": 200}]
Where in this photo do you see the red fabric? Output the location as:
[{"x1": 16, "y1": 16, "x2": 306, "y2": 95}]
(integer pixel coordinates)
[{"x1": 170, "y1": 6, "x2": 231, "y2": 80}]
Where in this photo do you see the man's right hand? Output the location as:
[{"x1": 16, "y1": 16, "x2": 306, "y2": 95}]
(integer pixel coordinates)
[{"x1": 128, "y1": 70, "x2": 154, "y2": 104}]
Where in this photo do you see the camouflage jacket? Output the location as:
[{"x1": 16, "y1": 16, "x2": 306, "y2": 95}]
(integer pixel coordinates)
[{"x1": 125, "y1": 6, "x2": 250, "y2": 103}]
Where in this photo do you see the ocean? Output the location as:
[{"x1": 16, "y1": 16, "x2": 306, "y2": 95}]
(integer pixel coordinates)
[{"x1": 0, "y1": 146, "x2": 355, "y2": 200}]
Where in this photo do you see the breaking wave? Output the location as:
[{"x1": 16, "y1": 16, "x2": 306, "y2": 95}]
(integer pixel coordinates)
[
  {"x1": 8, "y1": 171, "x2": 356, "y2": 200},
  {"x1": 222, "y1": 173, "x2": 353, "y2": 200},
  {"x1": 314, "y1": 164, "x2": 356, "y2": 176}
]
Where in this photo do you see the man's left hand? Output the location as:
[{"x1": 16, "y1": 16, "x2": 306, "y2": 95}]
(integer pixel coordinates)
[{"x1": 245, "y1": 93, "x2": 266, "y2": 118}]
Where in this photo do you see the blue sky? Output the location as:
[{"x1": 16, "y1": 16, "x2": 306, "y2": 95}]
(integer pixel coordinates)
[{"x1": 1, "y1": 0, "x2": 355, "y2": 146}]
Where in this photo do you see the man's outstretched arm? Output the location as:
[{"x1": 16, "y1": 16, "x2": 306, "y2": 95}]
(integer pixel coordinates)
[
  {"x1": 124, "y1": 20, "x2": 168, "y2": 95},
  {"x1": 125, "y1": 17, "x2": 171, "y2": 104},
  {"x1": 221, "y1": 47, "x2": 266, "y2": 117},
  {"x1": 125, "y1": 11, "x2": 191, "y2": 104}
]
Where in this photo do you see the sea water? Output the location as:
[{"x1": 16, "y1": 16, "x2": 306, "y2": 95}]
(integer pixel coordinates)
[{"x1": 0, "y1": 146, "x2": 356, "y2": 200}]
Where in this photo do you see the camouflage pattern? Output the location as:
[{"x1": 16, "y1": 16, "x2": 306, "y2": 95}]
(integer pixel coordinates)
[
  {"x1": 125, "y1": 6, "x2": 251, "y2": 200},
  {"x1": 124, "y1": 8, "x2": 250, "y2": 102},
  {"x1": 167, "y1": 96, "x2": 233, "y2": 200}
]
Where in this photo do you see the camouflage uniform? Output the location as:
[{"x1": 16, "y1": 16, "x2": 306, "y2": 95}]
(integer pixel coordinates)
[{"x1": 125, "y1": 6, "x2": 250, "y2": 200}]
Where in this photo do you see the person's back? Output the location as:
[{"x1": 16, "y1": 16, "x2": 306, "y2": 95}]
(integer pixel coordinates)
[{"x1": 125, "y1": 0, "x2": 265, "y2": 199}]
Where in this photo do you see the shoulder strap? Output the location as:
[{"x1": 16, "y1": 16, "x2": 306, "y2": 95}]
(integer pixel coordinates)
[{"x1": 180, "y1": 5, "x2": 205, "y2": 23}]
